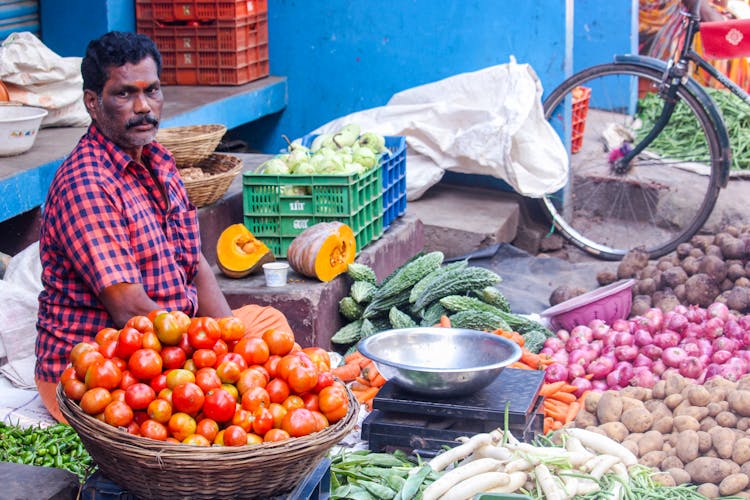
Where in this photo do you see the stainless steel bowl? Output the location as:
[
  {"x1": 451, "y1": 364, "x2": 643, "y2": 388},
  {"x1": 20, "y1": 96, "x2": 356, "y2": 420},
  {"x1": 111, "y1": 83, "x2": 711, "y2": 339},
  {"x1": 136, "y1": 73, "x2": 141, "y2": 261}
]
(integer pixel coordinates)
[{"x1": 356, "y1": 327, "x2": 522, "y2": 397}]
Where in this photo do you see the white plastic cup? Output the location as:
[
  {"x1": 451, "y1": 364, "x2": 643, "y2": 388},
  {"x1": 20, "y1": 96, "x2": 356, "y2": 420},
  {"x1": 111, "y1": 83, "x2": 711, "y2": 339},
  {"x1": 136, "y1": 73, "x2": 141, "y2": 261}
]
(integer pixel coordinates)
[{"x1": 263, "y1": 262, "x2": 289, "y2": 287}]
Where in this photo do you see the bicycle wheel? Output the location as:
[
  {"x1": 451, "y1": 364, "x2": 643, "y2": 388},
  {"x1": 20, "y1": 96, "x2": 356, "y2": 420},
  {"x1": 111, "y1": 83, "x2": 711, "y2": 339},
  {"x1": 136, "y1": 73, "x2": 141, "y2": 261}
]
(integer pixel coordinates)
[{"x1": 543, "y1": 61, "x2": 723, "y2": 260}]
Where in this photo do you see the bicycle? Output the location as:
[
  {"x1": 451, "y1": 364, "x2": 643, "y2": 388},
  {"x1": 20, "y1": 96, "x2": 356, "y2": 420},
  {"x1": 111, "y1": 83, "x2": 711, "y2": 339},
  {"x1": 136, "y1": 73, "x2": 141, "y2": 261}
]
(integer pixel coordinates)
[{"x1": 541, "y1": 1, "x2": 746, "y2": 261}]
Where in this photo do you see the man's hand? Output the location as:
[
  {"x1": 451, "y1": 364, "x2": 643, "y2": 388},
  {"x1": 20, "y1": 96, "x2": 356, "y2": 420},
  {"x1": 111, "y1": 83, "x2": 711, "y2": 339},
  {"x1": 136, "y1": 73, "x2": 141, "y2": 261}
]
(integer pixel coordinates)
[
  {"x1": 194, "y1": 253, "x2": 232, "y2": 318},
  {"x1": 99, "y1": 282, "x2": 162, "y2": 328}
]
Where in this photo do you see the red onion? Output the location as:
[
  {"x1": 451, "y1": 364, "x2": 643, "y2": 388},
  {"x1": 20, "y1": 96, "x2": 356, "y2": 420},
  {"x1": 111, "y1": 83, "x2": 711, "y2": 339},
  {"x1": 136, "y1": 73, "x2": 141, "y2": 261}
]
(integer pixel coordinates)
[
  {"x1": 662, "y1": 346, "x2": 687, "y2": 368},
  {"x1": 633, "y1": 328, "x2": 654, "y2": 347},
  {"x1": 712, "y1": 337, "x2": 737, "y2": 353},
  {"x1": 571, "y1": 377, "x2": 592, "y2": 397},
  {"x1": 719, "y1": 361, "x2": 745, "y2": 382},
  {"x1": 614, "y1": 345, "x2": 638, "y2": 362},
  {"x1": 738, "y1": 315, "x2": 750, "y2": 331},
  {"x1": 570, "y1": 325, "x2": 594, "y2": 342},
  {"x1": 737, "y1": 350, "x2": 750, "y2": 365},
  {"x1": 544, "y1": 363, "x2": 569, "y2": 383},
  {"x1": 556, "y1": 329, "x2": 570, "y2": 342},
  {"x1": 678, "y1": 356, "x2": 705, "y2": 379},
  {"x1": 711, "y1": 350, "x2": 732, "y2": 364},
  {"x1": 695, "y1": 338, "x2": 713, "y2": 356},
  {"x1": 664, "y1": 311, "x2": 688, "y2": 333},
  {"x1": 607, "y1": 362, "x2": 634, "y2": 387},
  {"x1": 707, "y1": 302, "x2": 730, "y2": 322},
  {"x1": 631, "y1": 366, "x2": 657, "y2": 388},
  {"x1": 652, "y1": 359, "x2": 667, "y2": 376},
  {"x1": 681, "y1": 341, "x2": 701, "y2": 358},
  {"x1": 704, "y1": 317, "x2": 725, "y2": 338},
  {"x1": 568, "y1": 349, "x2": 591, "y2": 368},
  {"x1": 611, "y1": 318, "x2": 631, "y2": 332},
  {"x1": 589, "y1": 319, "x2": 611, "y2": 340},
  {"x1": 543, "y1": 337, "x2": 565, "y2": 352},
  {"x1": 653, "y1": 331, "x2": 680, "y2": 349},
  {"x1": 633, "y1": 353, "x2": 653, "y2": 368},
  {"x1": 551, "y1": 350, "x2": 569, "y2": 365},
  {"x1": 567, "y1": 363, "x2": 586, "y2": 380},
  {"x1": 565, "y1": 335, "x2": 589, "y2": 352},
  {"x1": 743, "y1": 331, "x2": 750, "y2": 347},
  {"x1": 682, "y1": 323, "x2": 704, "y2": 339},
  {"x1": 591, "y1": 380, "x2": 609, "y2": 392},
  {"x1": 612, "y1": 331, "x2": 635, "y2": 347},
  {"x1": 589, "y1": 340, "x2": 604, "y2": 355},
  {"x1": 587, "y1": 357, "x2": 615, "y2": 379},
  {"x1": 673, "y1": 304, "x2": 689, "y2": 315},
  {"x1": 539, "y1": 347, "x2": 555, "y2": 357},
  {"x1": 705, "y1": 363, "x2": 723, "y2": 380},
  {"x1": 641, "y1": 344, "x2": 663, "y2": 361},
  {"x1": 643, "y1": 307, "x2": 665, "y2": 333},
  {"x1": 686, "y1": 305, "x2": 706, "y2": 324},
  {"x1": 725, "y1": 319, "x2": 744, "y2": 340}
]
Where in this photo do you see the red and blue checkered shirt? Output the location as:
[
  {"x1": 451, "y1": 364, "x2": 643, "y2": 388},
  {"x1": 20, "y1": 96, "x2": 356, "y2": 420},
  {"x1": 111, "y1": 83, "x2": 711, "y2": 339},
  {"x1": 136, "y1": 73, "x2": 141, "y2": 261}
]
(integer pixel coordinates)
[{"x1": 36, "y1": 124, "x2": 201, "y2": 382}]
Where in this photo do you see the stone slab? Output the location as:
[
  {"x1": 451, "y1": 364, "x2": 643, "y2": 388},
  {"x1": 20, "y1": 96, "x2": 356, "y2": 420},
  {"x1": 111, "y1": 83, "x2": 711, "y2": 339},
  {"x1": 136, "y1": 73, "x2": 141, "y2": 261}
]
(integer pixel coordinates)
[
  {"x1": 0, "y1": 461, "x2": 79, "y2": 500},
  {"x1": 405, "y1": 182, "x2": 521, "y2": 259}
]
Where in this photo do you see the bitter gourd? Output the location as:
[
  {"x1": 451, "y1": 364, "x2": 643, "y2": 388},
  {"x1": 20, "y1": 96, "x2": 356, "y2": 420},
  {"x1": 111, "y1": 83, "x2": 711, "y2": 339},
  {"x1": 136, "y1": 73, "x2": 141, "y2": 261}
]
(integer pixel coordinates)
[
  {"x1": 448, "y1": 310, "x2": 507, "y2": 332},
  {"x1": 420, "y1": 301, "x2": 449, "y2": 327},
  {"x1": 412, "y1": 266, "x2": 502, "y2": 311},
  {"x1": 371, "y1": 251, "x2": 444, "y2": 302},
  {"x1": 362, "y1": 288, "x2": 412, "y2": 319},
  {"x1": 346, "y1": 263, "x2": 378, "y2": 285},
  {"x1": 473, "y1": 286, "x2": 512, "y2": 313},
  {"x1": 389, "y1": 307, "x2": 417, "y2": 329},
  {"x1": 438, "y1": 295, "x2": 512, "y2": 331},
  {"x1": 360, "y1": 318, "x2": 376, "y2": 338},
  {"x1": 350, "y1": 280, "x2": 377, "y2": 304},
  {"x1": 408, "y1": 260, "x2": 468, "y2": 304},
  {"x1": 330, "y1": 320, "x2": 364, "y2": 344},
  {"x1": 339, "y1": 296, "x2": 364, "y2": 321}
]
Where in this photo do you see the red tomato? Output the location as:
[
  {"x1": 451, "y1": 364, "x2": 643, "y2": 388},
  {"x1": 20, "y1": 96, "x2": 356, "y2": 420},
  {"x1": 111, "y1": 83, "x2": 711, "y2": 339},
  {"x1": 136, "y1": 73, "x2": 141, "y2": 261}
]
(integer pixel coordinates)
[
  {"x1": 216, "y1": 359, "x2": 242, "y2": 384},
  {"x1": 147, "y1": 398, "x2": 173, "y2": 423},
  {"x1": 128, "y1": 348, "x2": 163, "y2": 380},
  {"x1": 125, "y1": 315, "x2": 154, "y2": 334},
  {"x1": 80, "y1": 387, "x2": 113, "y2": 415},
  {"x1": 194, "y1": 367, "x2": 222, "y2": 393},
  {"x1": 60, "y1": 366, "x2": 77, "y2": 384},
  {"x1": 140, "y1": 419, "x2": 168, "y2": 441},
  {"x1": 252, "y1": 407, "x2": 274, "y2": 436},
  {"x1": 302, "y1": 393, "x2": 320, "y2": 412},
  {"x1": 168, "y1": 412, "x2": 197, "y2": 441},
  {"x1": 202, "y1": 388, "x2": 236, "y2": 422},
  {"x1": 165, "y1": 368, "x2": 196, "y2": 389},
  {"x1": 84, "y1": 358, "x2": 122, "y2": 390},
  {"x1": 187, "y1": 317, "x2": 221, "y2": 350},
  {"x1": 281, "y1": 408, "x2": 318, "y2": 437},
  {"x1": 223, "y1": 425, "x2": 248, "y2": 446},
  {"x1": 147, "y1": 309, "x2": 169, "y2": 323},
  {"x1": 240, "y1": 386, "x2": 270, "y2": 412},
  {"x1": 63, "y1": 379, "x2": 87, "y2": 401},
  {"x1": 302, "y1": 347, "x2": 331, "y2": 372},
  {"x1": 282, "y1": 395, "x2": 305, "y2": 411},
  {"x1": 118, "y1": 370, "x2": 139, "y2": 390},
  {"x1": 103, "y1": 400, "x2": 134, "y2": 427},
  {"x1": 265, "y1": 378, "x2": 290, "y2": 404},
  {"x1": 262, "y1": 329, "x2": 295, "y2": 356},
  {"x1": 195, "y1": 418, "x2": 219, "y2": 442},
  {"x1": 154, "y1": 312, "x2": 183, "y2": 345},
  {"x1": 276, "y1": 352, "x2": 314, "y2": 382},
  {"x1": 69, "y1": 342, "x2": 98, "y2": 366},
  {"x1": 141, "y1": 331, "x2": 162, "y2": 352},
  {"x1": 171, "y1": 382, "x2": 205, "y2": 415},
  {"x1": 110, "y1": 389, "x2": 126, "y2": 402},
  {"x1": 177, "y1": 333, "x2": 195, "y2": 358},
  {"x1": 149, "y1": 373, "x2": 168, "y2": 393},
  {"x1": 95, "y1": 327, "x2": 119, "y2": 345},
  {"x1": 263, "y1": 428, "x2": 290, "y2": 442},
  {"x1": 115, "y1": 327, "x2": 143, "y2": 360},
  {"x1": 169, "y1": 310, "x2": 192, "y2": 334},
  {"x1": 218, "y1": 316, "x2": 245, "y2": 342},
  {"x1": 311, "y1": 411, "x2": 329, "y2": 432},
  {"x1": 98, "y1": 340, "x2": 118, "y2": 359},
  {"x1": 133, "y1": 410, "x2": 150, "y2": 426},
  {"x1": 73, "y1": 349, "x2": 104, "y2": 380},
  {"x1": 126, "y1": 421, "x2": 141, "y2": 436},
  {"x1": 183, "y1": 434, "x2": 211, "y2": 446},
  {"x1": 314, "y1": 371, "x2": 335, "y2": 393},
  {"x1": 268, "y1": 403, "x2": 287, "y2": 429},
  {"x1": 263, "y1": 355, "x2": 281, "y2": 378},
  {"x1": 233, "y1": 337, "x2": 270, "y2": 366},
  {"x1": 287, "y1": 365, "x2": 318, "y2": 394},
  {"x1": 192, "y1": 348, "x2": 217, "y2": 369},
  {"x1": 124, "y1": 383, "x2": 156, "y2": 410},
  {"x1": 160, "y1": 346, "x2": 187, "y2": 370},
  {"x1": 231, "y1": 408, "x2": 254, "y2": 432},
  {"x1": 319, "y1": 384, "x2": 349, "y2": 423},
  {"x1": 212, "y1": 339, "x2": 229, "y2": 357}
]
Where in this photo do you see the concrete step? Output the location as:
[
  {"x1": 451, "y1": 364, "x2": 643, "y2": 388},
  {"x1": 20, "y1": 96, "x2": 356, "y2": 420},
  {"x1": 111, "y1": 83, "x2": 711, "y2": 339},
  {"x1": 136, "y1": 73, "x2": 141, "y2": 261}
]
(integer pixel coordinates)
[{"x1": 405, "y1": 182, "x2": 523, "y2": 258}]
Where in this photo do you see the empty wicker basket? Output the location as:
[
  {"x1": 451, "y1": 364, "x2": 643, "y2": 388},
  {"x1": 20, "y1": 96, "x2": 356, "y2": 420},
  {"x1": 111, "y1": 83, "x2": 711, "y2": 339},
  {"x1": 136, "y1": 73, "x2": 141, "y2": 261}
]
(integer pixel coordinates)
[
  {"x1": 180, "y1": 153, "x2": 243, "y2": 207},
  {"x1": 57, "y1": 383, "x2": 358, "y2": 500},
  {"x1": 157, "y1": 123, "x2": 227, "y2": 167}
]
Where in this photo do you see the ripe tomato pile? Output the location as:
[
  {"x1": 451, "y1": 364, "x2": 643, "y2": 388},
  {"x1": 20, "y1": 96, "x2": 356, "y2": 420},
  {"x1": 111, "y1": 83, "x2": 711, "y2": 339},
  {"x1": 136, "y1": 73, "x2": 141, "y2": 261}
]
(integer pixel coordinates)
[{"x1": 61, "y1": 310, "x2": 349, "y2": 446}]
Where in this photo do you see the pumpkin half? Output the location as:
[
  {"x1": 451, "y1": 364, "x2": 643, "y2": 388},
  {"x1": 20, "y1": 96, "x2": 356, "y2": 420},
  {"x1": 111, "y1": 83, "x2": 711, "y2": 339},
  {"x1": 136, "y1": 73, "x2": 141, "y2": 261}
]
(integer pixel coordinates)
[
  {"x1": 286, "y1": 221, "x2": 356, "y2": 282},
  {"x1": 216, "y1": 224, "x2": 275, "y2": 278}
]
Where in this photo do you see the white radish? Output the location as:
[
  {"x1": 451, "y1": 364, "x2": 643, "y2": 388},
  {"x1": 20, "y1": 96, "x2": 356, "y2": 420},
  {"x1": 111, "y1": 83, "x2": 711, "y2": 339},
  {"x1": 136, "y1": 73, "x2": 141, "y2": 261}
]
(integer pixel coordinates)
[
  {"x1": 473, "y1": 444, "x2": 513, "y2": 461},
  {"x1": 504, "y1": 457, "x2": 535, "y2": 472},
  {"x1": 575, "y1": 478, "x2": 601, "y2": 496},
  {"x1": 439, "y1": 471, "x2": 511, "y2": 500},
  {"x1": 560, "y1": 473, "x2": 578, "y2": 499},
  {"x1": 534, "y1": 463, "x2": 566, "y2": 500},
  {"x1": 590, "y1": 455, "x2": 621, "y2": 480},
  {"x1": 484, "y1": 471, "x2": 528, "y2": 494},
  {"x1": 564, "y1": 428, "x2": 638, "y2": 466},
  {"x1": 421, "y1": 457, "x2": 504, "y2": 500},
  {"x1": 427, "y1": 432, "x2": 495, "y2": 472},
  {"x1": 564, "y1": 436, "x2": 586, "y2": 454}
]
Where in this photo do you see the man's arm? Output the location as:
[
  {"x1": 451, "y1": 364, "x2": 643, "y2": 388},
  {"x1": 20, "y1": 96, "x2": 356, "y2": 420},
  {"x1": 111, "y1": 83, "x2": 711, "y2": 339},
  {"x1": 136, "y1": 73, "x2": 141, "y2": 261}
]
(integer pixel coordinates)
[
  {"x1": 194, "y1": 253, "x2": 233, "y2": 318},
  {"x1": 99, "y1": 282, "x2": 162, "y2": 328}
]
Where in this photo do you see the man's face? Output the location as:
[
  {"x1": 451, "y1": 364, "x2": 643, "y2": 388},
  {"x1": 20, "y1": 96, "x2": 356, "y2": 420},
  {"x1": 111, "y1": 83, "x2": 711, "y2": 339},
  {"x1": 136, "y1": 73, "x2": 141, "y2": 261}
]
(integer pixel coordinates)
[{"x1": 84, "y1": 56, "x2": 163, "y2": 159}]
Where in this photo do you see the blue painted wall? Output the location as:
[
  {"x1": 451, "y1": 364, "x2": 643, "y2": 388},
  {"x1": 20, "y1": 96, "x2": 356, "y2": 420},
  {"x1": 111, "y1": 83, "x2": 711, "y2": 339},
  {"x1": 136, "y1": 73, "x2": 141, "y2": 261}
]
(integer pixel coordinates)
[{"x1": 573, "y1": 0, "x2": 638, "y2": 74}]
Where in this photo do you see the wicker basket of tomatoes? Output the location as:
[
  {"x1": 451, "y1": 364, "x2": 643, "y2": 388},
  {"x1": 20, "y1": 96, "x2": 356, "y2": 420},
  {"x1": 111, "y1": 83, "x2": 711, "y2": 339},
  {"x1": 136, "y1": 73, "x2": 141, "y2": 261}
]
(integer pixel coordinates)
[{"x1": 56, "y1": 312, "x2": 358, "y2": 500}]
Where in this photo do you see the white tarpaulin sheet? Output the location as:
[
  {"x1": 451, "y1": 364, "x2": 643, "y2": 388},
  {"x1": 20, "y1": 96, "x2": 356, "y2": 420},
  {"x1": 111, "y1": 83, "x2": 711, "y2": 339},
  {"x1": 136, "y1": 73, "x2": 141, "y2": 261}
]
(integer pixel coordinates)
[{"x1": 313, "y1": 58, "x2": 569, "y2": 200}]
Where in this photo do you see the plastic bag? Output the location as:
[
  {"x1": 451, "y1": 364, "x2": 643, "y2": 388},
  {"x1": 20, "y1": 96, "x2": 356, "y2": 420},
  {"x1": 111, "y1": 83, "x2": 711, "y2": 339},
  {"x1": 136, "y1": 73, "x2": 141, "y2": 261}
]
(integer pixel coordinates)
[
  {"x1": 0, "y1": 32, "x2": 90, "y2": 127},
  {"x1": 313, "y1": 58, "x2": 568, "y2": 200}
]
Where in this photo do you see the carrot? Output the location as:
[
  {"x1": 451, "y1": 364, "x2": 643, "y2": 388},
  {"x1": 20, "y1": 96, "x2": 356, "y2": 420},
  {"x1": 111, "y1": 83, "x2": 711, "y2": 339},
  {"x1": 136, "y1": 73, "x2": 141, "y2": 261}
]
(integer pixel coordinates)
[
  {"x1": 578, "y1": 391, "x2": 590, "y2": 405},
  {"x1": 540, "y1": 381, "x2": 566, "y2": 397},
  {"x1": 370, "y1": 373, "x2": 387, "y2": 388},
  {"x1": 358, "y1": 357, "x2": 375, "y2": 369},
  {"x1": 548, "y1": 391, "x2": 577, "y2": 404},
  {"x1": 350, "y1": 381, "x2": 371, "y2": 392},
  {"x1": 353, "y1": 386, "x2": 379, "y2": 405},
  {"x1": 550, "y1": 420, "x2": 563, "y2": 431},
  {"x1": 544, "y1": 408, "x2": 568, "y2": 423},
  {"x1": 331, "y1": 362, "x2": 361, "y2": 382},
  {"x1": 565, "y1": 401, "x2": 581, "y2": 424},
  {"x1": 543, "y1": 397, "x2": 569, "y2": 411},
  {"x1": 543, "y1": 417, "x2": 554, "y2": 434},
  {"x1": 438, "y1": 315, "x2": 451, "y2": 328},
  {"x1": 344, "y1": 351, "x2": 365, "y2": 365},
  {"x1": 362, "y1": 362, "x2": 381, "y2": 383},
  {"x1": 559, "y1": 384, "x2": 579, "y2": 393},
  {"x1": 355, "y1": 376, "x2": 371, "y2": 388},
  {"x1": 510, "y1": 361, "x2": 533, "y2": 370}
]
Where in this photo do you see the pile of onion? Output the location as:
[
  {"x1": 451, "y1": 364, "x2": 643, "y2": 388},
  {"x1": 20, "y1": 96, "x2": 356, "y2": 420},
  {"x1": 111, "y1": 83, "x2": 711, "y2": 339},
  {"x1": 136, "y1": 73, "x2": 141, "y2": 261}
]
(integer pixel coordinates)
[{"x1": 540, "y1": 303, "x2": 750, "y2": 394}]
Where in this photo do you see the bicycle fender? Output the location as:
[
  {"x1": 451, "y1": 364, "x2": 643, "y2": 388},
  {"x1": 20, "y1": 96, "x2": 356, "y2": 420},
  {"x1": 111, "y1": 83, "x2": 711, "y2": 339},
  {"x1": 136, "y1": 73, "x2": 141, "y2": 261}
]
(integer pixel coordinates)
[{"x1": 614, "y1": 54, "x2": 731, "y2": 187}]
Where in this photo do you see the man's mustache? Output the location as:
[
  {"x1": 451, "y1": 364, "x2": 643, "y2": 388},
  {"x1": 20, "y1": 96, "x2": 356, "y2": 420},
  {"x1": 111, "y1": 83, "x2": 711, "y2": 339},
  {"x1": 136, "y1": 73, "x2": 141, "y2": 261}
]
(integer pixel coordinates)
[{"x1": 125, "y1": 115, "x2": 159, "y2": 129}]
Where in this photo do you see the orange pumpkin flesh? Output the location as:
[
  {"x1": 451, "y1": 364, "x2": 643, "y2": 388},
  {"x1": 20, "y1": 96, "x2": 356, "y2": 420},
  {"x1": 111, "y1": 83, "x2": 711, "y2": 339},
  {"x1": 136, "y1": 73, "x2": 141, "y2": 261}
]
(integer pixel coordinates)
[
  {"x1": 216, "y1": 224, "x2": 275, "y2": 278},
  {"x1": 287, "y1": 222, "x2": 356, "y2": 282}
]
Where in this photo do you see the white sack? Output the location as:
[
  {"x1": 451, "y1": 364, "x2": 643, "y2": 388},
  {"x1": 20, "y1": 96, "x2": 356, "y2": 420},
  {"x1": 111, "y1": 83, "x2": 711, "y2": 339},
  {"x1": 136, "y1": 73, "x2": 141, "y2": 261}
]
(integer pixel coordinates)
[
  {"x1": 0, "y1": 32, "x2": 90, "y2": 127},
  {"x1": 314, "y1": 59, "x2": 568, "y2": 201}
]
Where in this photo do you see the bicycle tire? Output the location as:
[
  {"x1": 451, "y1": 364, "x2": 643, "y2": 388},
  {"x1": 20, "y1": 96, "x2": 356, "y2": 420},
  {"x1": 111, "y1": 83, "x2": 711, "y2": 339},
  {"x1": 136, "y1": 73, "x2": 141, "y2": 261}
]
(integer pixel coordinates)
[{"x1": 542, "y1": 61, "x2": 723, "y2": 260}]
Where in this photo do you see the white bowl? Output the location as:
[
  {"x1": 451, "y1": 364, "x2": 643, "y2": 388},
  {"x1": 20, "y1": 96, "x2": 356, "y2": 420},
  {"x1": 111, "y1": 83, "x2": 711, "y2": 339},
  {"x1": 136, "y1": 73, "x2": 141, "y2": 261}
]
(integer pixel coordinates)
[{"x1": 0, "y1": 105, "x2": 48, "y2": 156}]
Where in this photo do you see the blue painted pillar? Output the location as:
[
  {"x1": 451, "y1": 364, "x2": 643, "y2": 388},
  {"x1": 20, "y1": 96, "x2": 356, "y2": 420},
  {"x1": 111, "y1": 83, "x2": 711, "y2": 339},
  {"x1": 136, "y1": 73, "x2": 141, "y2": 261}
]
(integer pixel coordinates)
[{"x1": 39, "y1": 0, "x2": 135, "y2": 56}]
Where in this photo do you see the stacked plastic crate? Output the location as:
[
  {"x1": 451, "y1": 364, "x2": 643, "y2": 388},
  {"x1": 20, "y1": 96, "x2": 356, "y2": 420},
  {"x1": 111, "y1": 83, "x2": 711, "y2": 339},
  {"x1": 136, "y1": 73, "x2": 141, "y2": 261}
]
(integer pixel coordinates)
[{"x1": 135, "y1": 0, "x2": 269, "y2": 85}]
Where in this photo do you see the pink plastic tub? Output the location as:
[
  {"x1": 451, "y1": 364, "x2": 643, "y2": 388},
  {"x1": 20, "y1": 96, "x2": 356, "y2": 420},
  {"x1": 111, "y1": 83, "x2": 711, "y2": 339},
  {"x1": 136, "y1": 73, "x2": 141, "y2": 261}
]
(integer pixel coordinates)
[{"x1": 541, "y1": 279, "x2": 635, "y2": 331}]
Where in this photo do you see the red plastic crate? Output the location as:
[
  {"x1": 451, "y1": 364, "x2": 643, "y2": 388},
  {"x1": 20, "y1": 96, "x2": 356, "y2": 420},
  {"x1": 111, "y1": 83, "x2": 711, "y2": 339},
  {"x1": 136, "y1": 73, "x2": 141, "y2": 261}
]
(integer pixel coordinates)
[
  {"x1": 137, "y1": 14, "x2": 267, "y2": 52},
  {"x1": 169, "y1": 59, "x2": 269, "y2": 85},
  {"x1": 136, "y1": 0, "x2": 267, "y2": 21},
  {"x1": 571, "y1": 85, "x2": 591, "y2": 154}
]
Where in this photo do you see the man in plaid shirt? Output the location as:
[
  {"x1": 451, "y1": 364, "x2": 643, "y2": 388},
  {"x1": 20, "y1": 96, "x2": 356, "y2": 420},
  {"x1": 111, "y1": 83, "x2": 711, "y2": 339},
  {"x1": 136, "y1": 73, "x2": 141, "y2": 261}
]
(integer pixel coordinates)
[{"x1": 35, "y1": 31, "x2": 288, "y2": 421}]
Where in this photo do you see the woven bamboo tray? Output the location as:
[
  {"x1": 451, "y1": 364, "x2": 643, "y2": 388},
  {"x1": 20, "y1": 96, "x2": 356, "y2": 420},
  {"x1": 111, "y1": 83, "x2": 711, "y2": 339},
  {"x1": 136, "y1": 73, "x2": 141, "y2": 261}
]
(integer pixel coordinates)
[
  {"x1": 57, "y1": 383, "x2": 358, "y2": 499},
  {"x1": 180, "y1": 153, "x2": 243, "y2": 207},
  {"x1": 157, "y1": 124, "x2": 227, "y2": 167}
]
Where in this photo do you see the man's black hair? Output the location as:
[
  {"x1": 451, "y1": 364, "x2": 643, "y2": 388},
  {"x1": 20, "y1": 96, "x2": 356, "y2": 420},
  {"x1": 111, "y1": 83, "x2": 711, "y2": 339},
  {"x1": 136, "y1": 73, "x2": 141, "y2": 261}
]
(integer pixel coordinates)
[{"x1": 81, "y1": 31, "x2": 162, "y2": 95}]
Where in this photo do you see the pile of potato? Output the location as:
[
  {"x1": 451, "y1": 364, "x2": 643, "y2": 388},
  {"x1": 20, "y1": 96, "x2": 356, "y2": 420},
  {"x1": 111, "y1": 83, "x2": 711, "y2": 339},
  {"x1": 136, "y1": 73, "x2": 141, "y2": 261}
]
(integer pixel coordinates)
[{"x1": 574, "y1": 373, "x2": 750, "y2": 498}]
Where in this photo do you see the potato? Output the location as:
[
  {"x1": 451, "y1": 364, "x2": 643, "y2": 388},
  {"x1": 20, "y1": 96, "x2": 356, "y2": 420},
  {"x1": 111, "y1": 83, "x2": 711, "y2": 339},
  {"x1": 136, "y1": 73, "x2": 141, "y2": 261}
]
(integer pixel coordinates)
[
  {"x1": 727, "y1": 287, "x2": 750, "y2": 312},
  {"x1": 697, "y1": 483, "x2": 720, "y2": 499},
  {"x1": 644, "y1": 400, "x2": 671, "y2": 421},
  {"x1": 617, "y1": 247, "x2": 650, "y2": 279},
  {"x1": 596, "y1": 391, "x2": 623, "y2": 424},
  {"x1": 676, "y1": 429, "x2": 700, "y2": 463},
  {"x1": 688, "y1": 385, "x2": 711, "y2": 407},
  {"x1": 621, "y1": 396, "x2": 645, "y2": 412},
  {"x1": 651, "y1": 472, "x2": 676, "y2": 487},
  {"x1": 667, "y1": 467, "x2": 692, "y2": 486},
  {"x1": 685, "y1": 273, "x2": 722, "y2": 308},
  {"x1": 652, "y1": 416, "x2": 674, "y2": 434},
  {"x1": 700, "y1": 416, "x2": 717, "y2": 432},
  {"x1": 672, "y1": 415, "x2": 700, "y2": 432},
  {"x1": 709, "y1": 427, "x2": 737, "y2": 459},
  {"x1": 685, "y1": 457, "x2": 738, "y2": 484},
  {"x1": 720, "y1": 473, "x2": 750, "y2": 496},
  {"x1": 708, "y1": 402, "x2": 725, "y2": 417},
  {"x1": 682, "y1": 256, "x2": 701, "y2": 276},
  {"x1": 698, "y1": 431, "x2": 713, "y2": 453},
  {"x1": 549, "y1": 285, "x2": 587, "y2": 306},
  {"x1": 676, "y1": 242, "x2": 693, "y2": 258},
  {"x1": 691, "y1": 234, "x2": 715, "y2": 251},
  {"x1": 651, "y1": 380, "x2": 667, "y2": 400},
  {"x1": 706, "y1": 244, "x2": 724, "y2": 259},
  {"x1": 574, "y1": 409, "x2": 597, "y2": 428},
  {"x1": 729, "y1": 390, "x2": 750, "y2": 417},
  {"x1": 661, "y1": 455, "x2": 684, "y2": 470},
  {"x1": 739, "y1": 417, "x2": 750, "y2": 432},
  {"x1": 716, "y1": 410, "x2": 739, "y2": 428},
  {"x1": 728, "y1": 262, "x2": 747, "y2": 281},
  {"x1": 674, "y1": 283, "x2": 687, "y2": 302},
  {"x1": 733, "y1": 438, "x2": 750, "y2": 465},
  {"x1": 620, "y1": 386, "x2": 650, "y2": 402},
  {"x1": 656, "y1": 294, "x2": 680, "y2": 312},
  {"x1": 631, "y1": 295, "x2": 652, "y2": 316},
  {"x1": 584, "y1": 426, "x2": 607, "y2": 436},
  {"x1": 661, "y1": 266, "x2": 688, "y2": 288},
  {"x1": 674, "y1": 405, "x2": 709, "y2": 421},
  {"x1": 637, "y1": 430, "x2": 664, "y2": 456},
  {"x1": 664, "y1": 393, "x2": 683, "y2": 410},
  {"x1": 622, "y1": 439, "x2": 639, "y2": 457},
  {"x1": 741, "y1": 461, "x2": 750, "y2": 477},
  {"x1": 596, "y1": 270, "x2": 617, "y2": 286},
  {"x1": 665, "y1": 373, "x2": 687, "y2": 396},
  {"x1": 621, "y1": 407, "x2": 653, "y2": 433},
  {"x1": 720, "y1": 236, "x2": 747, "y2": 260},
  {"x1": 584, "y1": 391, "x2": 602, "y2": 414},
  {"x1": 599, "y1": 421, "x2": 628, "y2": 442}
]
